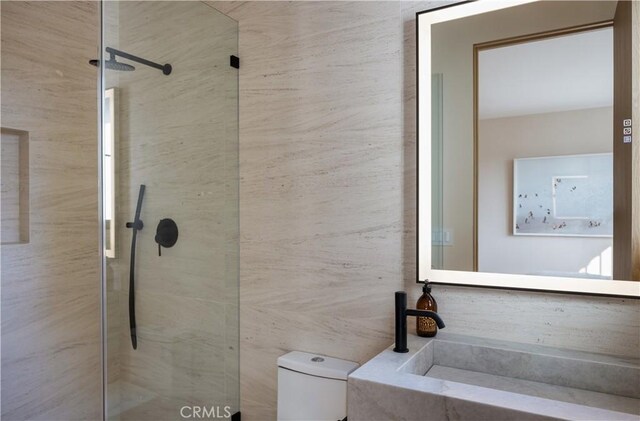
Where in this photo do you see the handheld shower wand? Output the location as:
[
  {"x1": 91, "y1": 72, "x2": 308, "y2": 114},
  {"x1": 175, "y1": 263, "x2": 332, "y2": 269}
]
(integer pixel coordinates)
[{"x1": 125, "y1": 184, "x2": 146, "y2": 349}]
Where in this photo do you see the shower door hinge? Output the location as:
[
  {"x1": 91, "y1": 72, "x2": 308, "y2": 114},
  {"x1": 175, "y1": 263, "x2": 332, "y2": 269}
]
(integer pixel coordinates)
[{"x1": 230, "y1": 55, "x2": 240, "y2": 69}]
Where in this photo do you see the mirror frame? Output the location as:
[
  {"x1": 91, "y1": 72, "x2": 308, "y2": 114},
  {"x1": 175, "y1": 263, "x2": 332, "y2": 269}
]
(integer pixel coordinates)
[{"x1": 417, "y1": 0, "x2": 640, "y2": 298}]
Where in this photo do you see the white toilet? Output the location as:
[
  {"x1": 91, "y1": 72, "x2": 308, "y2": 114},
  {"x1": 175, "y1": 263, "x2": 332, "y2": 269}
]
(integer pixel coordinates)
[{"x1": 277, "y1": 351, "x2": 359, "y2": 421}]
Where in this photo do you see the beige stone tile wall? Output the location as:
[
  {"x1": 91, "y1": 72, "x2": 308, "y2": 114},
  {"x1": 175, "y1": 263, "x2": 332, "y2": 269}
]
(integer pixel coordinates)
[
  {"x1": 0, "y1": 2, "x2": 101, "y2": 420},
  {"x1": 212, "y1": 2, "x2": 411, "y2": 418}
]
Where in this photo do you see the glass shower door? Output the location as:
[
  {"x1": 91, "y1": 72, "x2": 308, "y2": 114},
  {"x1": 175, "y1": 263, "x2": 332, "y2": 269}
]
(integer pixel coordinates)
[{"x1": 100, "y1": 2, "x2": 239, "y2": 419}]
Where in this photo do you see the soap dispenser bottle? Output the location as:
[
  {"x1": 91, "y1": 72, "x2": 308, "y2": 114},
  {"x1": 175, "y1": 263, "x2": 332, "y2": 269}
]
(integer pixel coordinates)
[{"x1": 416, "y1": 283, "x2": 438, "y2": 337}]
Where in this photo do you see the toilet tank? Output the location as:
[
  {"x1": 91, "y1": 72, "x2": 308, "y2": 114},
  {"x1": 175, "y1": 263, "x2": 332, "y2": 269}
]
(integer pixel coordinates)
[{"x1": 277, "y1": 351, "x2": 359, "y2": 421}]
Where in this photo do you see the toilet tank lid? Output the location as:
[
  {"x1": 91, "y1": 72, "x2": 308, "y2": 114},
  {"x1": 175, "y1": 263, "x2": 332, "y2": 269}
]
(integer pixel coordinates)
[{"x1": 277, "y1": 351, "x2": 359, "y2": 381}]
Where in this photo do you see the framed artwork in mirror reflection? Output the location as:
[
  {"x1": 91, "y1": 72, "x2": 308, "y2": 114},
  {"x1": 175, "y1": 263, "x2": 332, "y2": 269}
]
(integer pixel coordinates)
[{"x1": 513, "y1": 153, "x2": 613, "y2": 237}]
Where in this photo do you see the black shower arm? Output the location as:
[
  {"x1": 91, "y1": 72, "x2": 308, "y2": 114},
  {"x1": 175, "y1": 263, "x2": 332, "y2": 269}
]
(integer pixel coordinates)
[{"x1": 105, "y1": 47, "x2": 172, "y2": 75}]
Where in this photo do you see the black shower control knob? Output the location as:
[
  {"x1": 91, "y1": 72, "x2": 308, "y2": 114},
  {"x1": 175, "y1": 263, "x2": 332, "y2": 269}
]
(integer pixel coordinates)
[{"x1": 155, "y1": 218, "x2": 178, "y2": 256}]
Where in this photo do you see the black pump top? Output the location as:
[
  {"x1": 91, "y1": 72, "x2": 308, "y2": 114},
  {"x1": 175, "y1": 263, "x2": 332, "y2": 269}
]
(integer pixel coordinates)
[{"x1": 423, "y1": 282, "x2": 432, "y2": 293}]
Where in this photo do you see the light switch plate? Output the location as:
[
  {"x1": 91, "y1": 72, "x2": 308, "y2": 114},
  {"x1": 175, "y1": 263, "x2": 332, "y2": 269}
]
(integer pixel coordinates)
[{"x1": 432, "y1": 229, "x2": 453, "y2": 246}]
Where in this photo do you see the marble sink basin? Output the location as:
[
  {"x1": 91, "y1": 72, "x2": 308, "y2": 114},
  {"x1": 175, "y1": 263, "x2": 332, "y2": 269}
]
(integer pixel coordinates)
[{"x1": 348, "y1": 333, "x2": 640, "y2": 420}]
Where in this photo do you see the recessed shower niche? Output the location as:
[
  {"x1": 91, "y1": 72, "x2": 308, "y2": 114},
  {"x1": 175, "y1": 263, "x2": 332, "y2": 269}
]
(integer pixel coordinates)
[{"x1": 1, "y1": 127, "x2": 29, "y2": 245}]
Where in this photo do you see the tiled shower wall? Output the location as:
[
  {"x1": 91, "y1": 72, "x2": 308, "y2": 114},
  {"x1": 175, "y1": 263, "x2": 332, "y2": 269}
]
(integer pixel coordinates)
[
  {"x1": 1, "y1": 2, "x2": 101, "y2": 420},
  {"x1": 212, "y1": 2, "x2": 640, "y2": 419},
  {"x1": 104, "y1": 2, "x2": 239, "y2": 419}
]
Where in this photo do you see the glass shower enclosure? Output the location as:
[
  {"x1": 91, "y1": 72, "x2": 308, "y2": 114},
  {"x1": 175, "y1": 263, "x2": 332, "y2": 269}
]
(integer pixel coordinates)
[{"x1": 99, "y1": 2, "x2": 239, "y2": 419}]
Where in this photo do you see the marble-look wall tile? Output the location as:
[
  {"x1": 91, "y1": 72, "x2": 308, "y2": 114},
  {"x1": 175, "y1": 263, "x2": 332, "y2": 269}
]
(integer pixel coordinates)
[
  {"x1": 211, "y1": 2, "x2": 408, "y2": 419},
  {"x1": 0, "y1": 2, "x2": 101, "y2": 420},
  {"x1": 424, "y1": 285, "x2": 640, "y2": 358}
]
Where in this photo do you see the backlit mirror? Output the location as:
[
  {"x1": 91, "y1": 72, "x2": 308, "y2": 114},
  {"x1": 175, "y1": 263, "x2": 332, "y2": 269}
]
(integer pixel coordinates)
[{"x1": 418, "y1": 0, "x2": 639, "y2": 296}]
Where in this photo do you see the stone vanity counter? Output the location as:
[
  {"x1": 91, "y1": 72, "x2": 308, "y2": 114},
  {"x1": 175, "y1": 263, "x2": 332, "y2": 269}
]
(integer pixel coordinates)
[{"x1": 347, "y1": 332, "x2": 640, "y2": 421}]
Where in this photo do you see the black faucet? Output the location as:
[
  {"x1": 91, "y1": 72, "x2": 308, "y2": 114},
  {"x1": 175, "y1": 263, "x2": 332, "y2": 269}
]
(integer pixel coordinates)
[{"x1": 393, "y1": 291, "x2": 445, "y2": 353}]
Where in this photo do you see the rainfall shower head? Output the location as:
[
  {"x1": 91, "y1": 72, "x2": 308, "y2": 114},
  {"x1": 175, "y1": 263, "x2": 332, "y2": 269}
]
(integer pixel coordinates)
[
  {"x1": 89, "y1": 47, "x2": 171, "y2": 75},
  {"x1": 106, "y1": 55, "x2": 136, "y2": 71},
  {"x1": 89, "y1": 56, "x2": 136, "y2": 72}
]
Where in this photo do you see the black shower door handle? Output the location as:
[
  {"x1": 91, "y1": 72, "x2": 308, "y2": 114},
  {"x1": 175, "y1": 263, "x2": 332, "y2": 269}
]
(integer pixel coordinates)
[{"x1": 126, "y1": 184, "x2": 146, "y2": 350}]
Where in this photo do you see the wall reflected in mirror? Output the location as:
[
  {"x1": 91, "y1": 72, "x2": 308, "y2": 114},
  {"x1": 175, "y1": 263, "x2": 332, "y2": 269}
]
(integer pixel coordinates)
[
  {"x1": 429, "y1": 1, "x2": 628, "y2": 280},
  {"x1": 478, "y1": 27, "x2": 614, "y2": 279}
]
